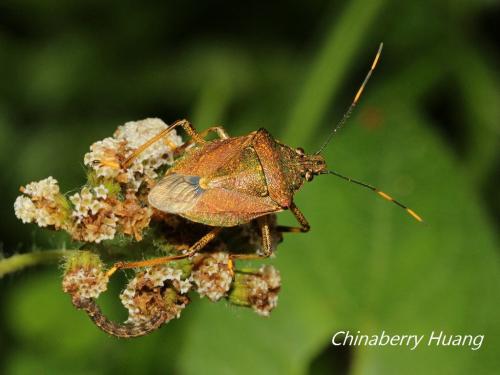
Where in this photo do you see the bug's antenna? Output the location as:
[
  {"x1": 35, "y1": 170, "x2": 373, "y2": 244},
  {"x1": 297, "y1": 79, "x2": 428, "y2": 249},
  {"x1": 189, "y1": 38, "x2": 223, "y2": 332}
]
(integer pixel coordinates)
[
  {"x1": 315, "y1": 43, "x2": 383, "y2": 155},
  {"x1": 324, "y1": 169, "x2": 423, "y2": 222}
]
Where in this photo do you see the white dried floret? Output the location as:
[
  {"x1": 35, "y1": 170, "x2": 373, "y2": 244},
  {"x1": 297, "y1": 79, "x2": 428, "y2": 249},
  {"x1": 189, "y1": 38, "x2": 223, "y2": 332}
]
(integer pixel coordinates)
[
  {"x1": 143, "y1": 265, "x2": 184, "y2": 287},
  {"x1": 83, "y1": 137, "x2": 123, "y2": 179},
  {"x1": 62, "y1": 266, "x2": 109, "y2": 299},
  {"x1": 191, "y1": 252, "x2": 233, "y2": 301},
  {"x1": 93, "y1": 184, "x2": 108, "y2": 199},
  {"x1": 14, "y1": 196, "x2": 37, "y2": 223},
  {"x1": 23, "y1": 176, "x2": 60, "y2": 200}
]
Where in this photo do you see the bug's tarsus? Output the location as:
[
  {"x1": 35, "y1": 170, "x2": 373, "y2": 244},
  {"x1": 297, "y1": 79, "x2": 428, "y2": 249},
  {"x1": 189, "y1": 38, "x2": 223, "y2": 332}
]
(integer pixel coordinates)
[
  {"x1": 200, "y1": 126, "x2": 230, "y2": 140},
  {"x1": 315, "y1": 42, "x2": 384, "y2": 155},
  {"x1": 325, "y1": 170, "x2": 423, "y2": 222},
  {"x1": 172, "y1": 126, "x2": 230, "y2": 157}
]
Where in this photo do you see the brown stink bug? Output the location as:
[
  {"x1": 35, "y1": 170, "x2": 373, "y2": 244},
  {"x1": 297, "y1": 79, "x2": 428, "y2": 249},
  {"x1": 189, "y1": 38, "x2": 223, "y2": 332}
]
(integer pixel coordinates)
[{"x1": 107, "y1": 43, "x2": 422, "y2": 276}]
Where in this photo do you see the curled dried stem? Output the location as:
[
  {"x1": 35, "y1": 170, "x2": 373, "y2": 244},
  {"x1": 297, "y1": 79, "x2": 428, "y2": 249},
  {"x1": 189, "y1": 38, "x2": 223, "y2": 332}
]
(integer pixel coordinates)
[{"x1": 72, "y1": 298, "x2": 167, "y2": 338}]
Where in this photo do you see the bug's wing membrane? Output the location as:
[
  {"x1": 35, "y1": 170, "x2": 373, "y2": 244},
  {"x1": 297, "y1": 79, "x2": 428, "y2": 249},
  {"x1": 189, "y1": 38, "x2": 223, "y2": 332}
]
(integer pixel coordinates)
[{"x1": 148, "y1": 173, "x2": 204, "y2": 214}]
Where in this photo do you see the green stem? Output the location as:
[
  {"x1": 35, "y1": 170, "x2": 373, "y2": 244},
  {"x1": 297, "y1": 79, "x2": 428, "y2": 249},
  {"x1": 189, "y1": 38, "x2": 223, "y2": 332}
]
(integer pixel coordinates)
[
  {"x1": 0, "y1": 249, "x2": 77, "y2": 278},
  {"x1": 453, "y1": 43, "x2": 500, "y2": 183},
  {"x1": 191, "y1": 73, "x2": 232, "y2": 129}
]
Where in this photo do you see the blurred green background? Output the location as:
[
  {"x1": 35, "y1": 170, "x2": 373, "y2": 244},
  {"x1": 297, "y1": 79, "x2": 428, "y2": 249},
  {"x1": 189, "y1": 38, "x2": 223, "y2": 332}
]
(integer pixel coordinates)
[{"x1": 1, "y1": 0, "x2": 499, "y2": 374}]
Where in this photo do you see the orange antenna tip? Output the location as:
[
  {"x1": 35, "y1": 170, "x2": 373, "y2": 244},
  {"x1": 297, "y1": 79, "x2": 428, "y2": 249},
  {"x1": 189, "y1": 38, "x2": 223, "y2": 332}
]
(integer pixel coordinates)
[
  {"x1": 327, "y1": 170, "x2": 422, "y2": 223},
  {"x1": 406, "y1": 208, "x2": 423, "y2": 222},
  {"x1": 315, "y1": 43, "x2": 384, "y2": 154},
  {"x1": 371, "y1": 43, "x2": 383, "y2": 69}
]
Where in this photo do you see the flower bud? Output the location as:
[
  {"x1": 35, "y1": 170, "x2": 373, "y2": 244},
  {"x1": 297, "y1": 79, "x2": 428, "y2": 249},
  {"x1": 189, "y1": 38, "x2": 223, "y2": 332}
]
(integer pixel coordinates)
[
  {"x1": 62, "y1": 251, "x2": 109, "y2": 300},
  {"x1": 228, "y1": 265, "x2": 281, "y2": 316}
]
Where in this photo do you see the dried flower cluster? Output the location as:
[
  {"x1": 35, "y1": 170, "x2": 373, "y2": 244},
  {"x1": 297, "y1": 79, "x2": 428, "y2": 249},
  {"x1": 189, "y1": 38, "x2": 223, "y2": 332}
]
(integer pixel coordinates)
[
  {"x1": 84, "y1": 118, "x2": 182, "y2": 190},
  {"x1": 120, "y1": 264, "x2": 191, "y2": 325},
  {"x1": 15, "y1": 118, "x2": 284, "y2": 337},
  {"x1": 15, "y1": 118, "x2": 180, "y2": 243},
  {"x1": 14, "y1": 176, "x2": 71, "y2": 229}
]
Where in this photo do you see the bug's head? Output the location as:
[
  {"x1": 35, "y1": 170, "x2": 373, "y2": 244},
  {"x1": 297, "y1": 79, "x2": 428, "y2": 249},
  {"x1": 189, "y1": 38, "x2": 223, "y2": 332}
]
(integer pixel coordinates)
[{"x1": 295, "y1": 147, "x2": 327, "y2": 182}]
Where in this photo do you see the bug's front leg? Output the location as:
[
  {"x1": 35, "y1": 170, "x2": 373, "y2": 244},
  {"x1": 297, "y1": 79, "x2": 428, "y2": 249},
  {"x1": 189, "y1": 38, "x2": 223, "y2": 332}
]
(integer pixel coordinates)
[
  {"x1": 277, "y1": 201, "x2": 310, "y2": 233},
  {"x1": 106, "y1": 227, "x2": 222, "y2": 277}
]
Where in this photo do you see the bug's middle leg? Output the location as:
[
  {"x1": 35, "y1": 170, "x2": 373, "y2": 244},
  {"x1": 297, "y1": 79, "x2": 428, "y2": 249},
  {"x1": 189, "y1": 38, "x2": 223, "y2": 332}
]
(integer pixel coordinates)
[
  {"x1": 106, "y1": 227, "x2": 222, "y2": 277},
  {"x1": 230, "y1": 203, "x2": 309, "y2": 263},
  {"x1": 230, "y1": 215, "x2": 273, "y2": 261}
]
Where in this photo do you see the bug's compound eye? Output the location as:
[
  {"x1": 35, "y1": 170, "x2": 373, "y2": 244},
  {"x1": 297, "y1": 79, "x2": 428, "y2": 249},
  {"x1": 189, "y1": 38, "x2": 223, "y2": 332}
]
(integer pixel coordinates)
[
  {"x1": 305, "y1": 171, "x2": 314, "y2": 182},
  {"x1": 295, "y1": 147, "x2": 305, "y2": 156}
]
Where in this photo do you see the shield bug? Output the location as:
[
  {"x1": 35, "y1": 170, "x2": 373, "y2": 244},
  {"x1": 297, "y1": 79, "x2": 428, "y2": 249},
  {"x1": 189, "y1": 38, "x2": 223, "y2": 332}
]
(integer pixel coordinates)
[{"x1": 107, "y1": 43, "x2": 422, "y2": 276}]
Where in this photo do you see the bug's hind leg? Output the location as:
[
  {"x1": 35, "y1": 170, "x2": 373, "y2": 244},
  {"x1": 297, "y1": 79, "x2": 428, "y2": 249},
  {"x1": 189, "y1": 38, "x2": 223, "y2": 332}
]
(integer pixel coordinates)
[
  {"x1": 277, "y1": 201, "x2": 310, "y2": 233},
  {"x1": 106, "y1": 227, "x2": 222, "y2": 277},
  {"x1": 123, "y1": 119, "x2": 205, "y2": 168}
]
